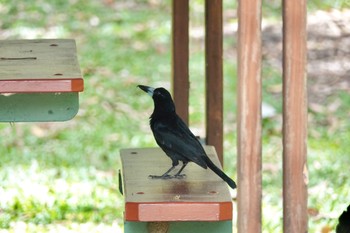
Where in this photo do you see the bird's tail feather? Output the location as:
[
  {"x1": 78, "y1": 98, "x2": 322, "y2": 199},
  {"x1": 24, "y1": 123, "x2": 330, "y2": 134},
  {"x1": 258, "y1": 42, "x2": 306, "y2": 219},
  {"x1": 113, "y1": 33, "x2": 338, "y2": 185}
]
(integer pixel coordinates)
[{"x1": 203, "y1": 156, "x2": 236, "y2": 189}]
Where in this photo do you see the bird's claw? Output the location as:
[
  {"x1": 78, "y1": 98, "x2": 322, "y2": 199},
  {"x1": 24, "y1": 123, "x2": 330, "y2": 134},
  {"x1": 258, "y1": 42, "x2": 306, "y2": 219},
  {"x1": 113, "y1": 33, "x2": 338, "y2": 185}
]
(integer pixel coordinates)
[
  {"x1": 149, "y1": 174, "x2": 173, "y2": 180},
  {"x1": 174, "y1": 174, "x2": 186, "y2": 179},
  {"x1": 148, "y1": 174, "x2": 186, "y2": 180}
]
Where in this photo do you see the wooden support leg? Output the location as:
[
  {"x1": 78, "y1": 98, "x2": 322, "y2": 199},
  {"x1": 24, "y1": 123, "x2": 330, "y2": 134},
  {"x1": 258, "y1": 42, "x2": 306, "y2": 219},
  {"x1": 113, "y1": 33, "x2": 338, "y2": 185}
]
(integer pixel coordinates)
[
  {"x1": 147, "y1": 222, "x2": 170, "y2": 233},
  {"x1": 282, "y1": 0, "x2": 308, "y2": 232},
  {"x1": 237, "y1": 0, "x2": 262, "y2": 232},
  {"x1": 205, "y1": 0, "x2": 224, "y2": 164},
  {"x1": 172, "y1": 0, "x2": 189, "y2": 125}
]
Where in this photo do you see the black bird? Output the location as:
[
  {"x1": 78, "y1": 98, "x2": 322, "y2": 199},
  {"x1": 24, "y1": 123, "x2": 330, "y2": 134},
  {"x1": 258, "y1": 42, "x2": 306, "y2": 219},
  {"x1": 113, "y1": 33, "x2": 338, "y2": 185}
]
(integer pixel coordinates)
[
  {"x1": 138, "y1": 85, "x2": 236, "y2": 189},
  {"x1": 336, "y1": 204, "x2": 350, "y2": 233}
]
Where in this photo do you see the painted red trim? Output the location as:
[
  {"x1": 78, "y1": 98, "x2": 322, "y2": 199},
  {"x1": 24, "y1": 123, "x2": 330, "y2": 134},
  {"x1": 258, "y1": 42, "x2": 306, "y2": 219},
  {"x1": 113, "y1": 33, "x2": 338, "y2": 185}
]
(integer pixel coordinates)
[
  {"x1": 0, "y1": 78, "x2": 84, "y2": 93},
  {"x1": 125, "y1": 201, "x2": 232, "y2": 222}
]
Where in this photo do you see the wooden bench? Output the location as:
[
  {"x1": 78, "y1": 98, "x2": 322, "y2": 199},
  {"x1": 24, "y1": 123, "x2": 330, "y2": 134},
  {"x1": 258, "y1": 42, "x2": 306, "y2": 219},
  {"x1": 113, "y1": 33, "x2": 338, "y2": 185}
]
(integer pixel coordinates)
[
  {"x1": 120, "y1": 146, "x2": 233, "y2": 233},
  {"x1": 0, "y1": 39, "x2": 83, "y2": 122}
]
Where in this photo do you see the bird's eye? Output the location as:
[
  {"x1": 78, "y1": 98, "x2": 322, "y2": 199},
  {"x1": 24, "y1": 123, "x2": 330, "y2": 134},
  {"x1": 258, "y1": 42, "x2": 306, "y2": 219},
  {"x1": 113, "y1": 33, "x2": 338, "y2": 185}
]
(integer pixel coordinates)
[{"x1": 154, "y1": 91, "x2": 163, "y2": 97}]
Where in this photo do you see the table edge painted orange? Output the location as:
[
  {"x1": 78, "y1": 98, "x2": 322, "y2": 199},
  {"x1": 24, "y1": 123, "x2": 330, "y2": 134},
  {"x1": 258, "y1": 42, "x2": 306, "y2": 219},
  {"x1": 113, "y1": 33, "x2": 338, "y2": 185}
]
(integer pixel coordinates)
[
  {"x1": 0, "y1": 78, "x2": 84, "y2": 93},
  {"x1": 125, "y1": 201, "x2": 232, "y2": 222}
]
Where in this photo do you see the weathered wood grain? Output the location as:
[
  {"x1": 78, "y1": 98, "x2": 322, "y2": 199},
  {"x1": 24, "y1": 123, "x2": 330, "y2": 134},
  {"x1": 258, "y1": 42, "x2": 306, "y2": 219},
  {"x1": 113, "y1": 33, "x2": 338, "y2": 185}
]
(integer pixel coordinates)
[
  {"x1": 172, "y1": 0, "x2": 189, "y2": 125},
  {"x1": 282, "y1": 0, "x2": 308, "y2": 232},
  {"x1": 0, "y1": 39, "x2": 83, "y2": 93},
  {"x1": 205, "y1": 0, "x2": 224, "y2": 164},
  {"x1": 237, "y1": 0, "x2": 262, "y2": 232}
]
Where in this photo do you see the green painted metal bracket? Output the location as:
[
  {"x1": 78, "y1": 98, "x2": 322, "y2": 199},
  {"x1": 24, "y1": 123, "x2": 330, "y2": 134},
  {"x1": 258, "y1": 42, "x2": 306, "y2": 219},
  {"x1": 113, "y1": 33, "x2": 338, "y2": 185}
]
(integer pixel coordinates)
[
  {"x1": 0, "y1": 93, "x2": 79, "y2": 122},
  {"x1": 124, "y1": 221, "x2": 232, "y2": 233}
]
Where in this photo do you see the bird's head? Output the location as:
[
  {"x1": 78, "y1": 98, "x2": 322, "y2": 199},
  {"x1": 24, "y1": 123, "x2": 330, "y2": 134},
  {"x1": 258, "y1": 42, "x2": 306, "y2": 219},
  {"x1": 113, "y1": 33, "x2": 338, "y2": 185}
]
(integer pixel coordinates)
[{"x1": 138, "y1": 85, "x2": 176, "y2": 115}]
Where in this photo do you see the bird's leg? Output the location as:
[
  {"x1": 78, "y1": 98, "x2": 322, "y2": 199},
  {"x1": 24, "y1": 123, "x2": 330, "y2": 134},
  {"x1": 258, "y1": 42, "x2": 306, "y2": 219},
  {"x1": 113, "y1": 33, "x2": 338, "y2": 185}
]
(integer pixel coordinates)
[
  {"x1": 174, "y1": 162, "x2": 188, "y2": 179},
  {"x1": 149, "y1": 165, "x2": 176, "y2": 179}
]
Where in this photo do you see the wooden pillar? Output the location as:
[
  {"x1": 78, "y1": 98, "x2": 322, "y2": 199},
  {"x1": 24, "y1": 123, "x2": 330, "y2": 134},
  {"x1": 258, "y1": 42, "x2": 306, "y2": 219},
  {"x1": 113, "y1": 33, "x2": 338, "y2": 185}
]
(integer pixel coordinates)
[
  {"x1": 237, "y1": 0, "x2": 262, "y2": 232},
  {"x1": 172, "y1": 0, "x2": 189, "y2": 125},
  {"x1": 205, "y1": 0, "x2": 224, "y2": 164},
  {"x1": 282, "y1": 0, "x2": 308, "y2": 232}
]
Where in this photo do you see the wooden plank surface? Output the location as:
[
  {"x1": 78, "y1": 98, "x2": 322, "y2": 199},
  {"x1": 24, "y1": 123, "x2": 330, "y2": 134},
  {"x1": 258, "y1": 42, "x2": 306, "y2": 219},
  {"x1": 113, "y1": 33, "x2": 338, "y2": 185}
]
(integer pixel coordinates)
[
  {"x1": 237, "y1": 0, "x2": 262, "y2": 232},
  {"x1": 205, "y1": 0, "x2": 224, "y2": 164},
  {"x1": 282, "y1": 0, "x2": 308, "y2": 232},
  {"x1": 172, "y1": 0, "x2": 189, "y2": 125},
  {"x1": 0, "y1": 39, "x2": 83, "y2": 93},
  {"x1": 120, "y1": 146, "x2": 232, "y2": 222}
]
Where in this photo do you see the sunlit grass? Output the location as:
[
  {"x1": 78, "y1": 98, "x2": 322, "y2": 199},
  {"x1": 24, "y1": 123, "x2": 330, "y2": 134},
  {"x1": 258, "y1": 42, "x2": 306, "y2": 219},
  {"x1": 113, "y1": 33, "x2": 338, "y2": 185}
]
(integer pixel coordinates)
[{"x1": 0, "y1": 1, "x2": 349, "y2": 232}]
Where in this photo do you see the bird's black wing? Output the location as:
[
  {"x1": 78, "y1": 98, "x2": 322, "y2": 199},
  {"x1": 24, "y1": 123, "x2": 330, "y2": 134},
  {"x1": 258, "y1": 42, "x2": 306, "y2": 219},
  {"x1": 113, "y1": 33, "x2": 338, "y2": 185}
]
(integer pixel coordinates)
[{"x1": 151, "y1": 115, "x2": 208, "y2": 169}]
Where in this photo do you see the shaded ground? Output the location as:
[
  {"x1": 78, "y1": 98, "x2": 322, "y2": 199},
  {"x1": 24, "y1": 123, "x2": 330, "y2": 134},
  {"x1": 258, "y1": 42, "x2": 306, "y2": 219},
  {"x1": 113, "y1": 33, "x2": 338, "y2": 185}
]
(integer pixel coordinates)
[{"x1": 263, "y1": 9, "x2": 350, "y2": 105}]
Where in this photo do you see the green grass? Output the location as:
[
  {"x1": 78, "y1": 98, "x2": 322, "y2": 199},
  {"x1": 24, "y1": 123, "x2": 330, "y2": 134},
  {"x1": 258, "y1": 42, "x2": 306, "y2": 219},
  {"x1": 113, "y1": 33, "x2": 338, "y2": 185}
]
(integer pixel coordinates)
[{"x1": 0, "y1": 0, "x2": 349, "y2": 232}]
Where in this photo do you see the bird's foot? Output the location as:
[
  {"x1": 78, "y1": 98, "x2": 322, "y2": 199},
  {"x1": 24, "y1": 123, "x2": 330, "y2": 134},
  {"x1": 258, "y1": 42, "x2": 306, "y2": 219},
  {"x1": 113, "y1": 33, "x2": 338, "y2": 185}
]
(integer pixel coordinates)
[
  {"x1": 174, "y1": 174, "x2": 186, "y2": 179},
  {"x1": 149, "y1": 174, "x2": 173, "y2": 180},
  {"x1": 148, "y1": 173, "x2": 186, "y2": 180}
]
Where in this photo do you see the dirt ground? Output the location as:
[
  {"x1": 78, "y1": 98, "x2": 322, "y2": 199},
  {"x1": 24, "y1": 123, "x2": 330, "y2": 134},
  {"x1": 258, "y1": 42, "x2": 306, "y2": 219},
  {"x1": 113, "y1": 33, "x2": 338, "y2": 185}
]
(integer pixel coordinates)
[{"x1": 262, "y1": 9, "x2": 350, "y2": 106}]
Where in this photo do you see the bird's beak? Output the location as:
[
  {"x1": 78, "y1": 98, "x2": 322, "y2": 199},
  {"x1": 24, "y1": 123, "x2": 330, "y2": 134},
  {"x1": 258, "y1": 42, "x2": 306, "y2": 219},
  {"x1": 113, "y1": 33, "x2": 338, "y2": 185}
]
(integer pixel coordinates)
[{"x1": 138, "y1": 85, "x2": 155, "y2": 97}]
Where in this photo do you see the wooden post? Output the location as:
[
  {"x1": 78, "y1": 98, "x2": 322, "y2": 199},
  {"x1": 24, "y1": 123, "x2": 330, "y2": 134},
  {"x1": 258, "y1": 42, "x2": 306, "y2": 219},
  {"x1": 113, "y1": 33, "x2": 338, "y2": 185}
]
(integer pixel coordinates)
[
  {"x1": 282, "y1": 0, "x2": 308, "y2": 232},
  {"x1": 172, "y1": 0, "x2": 189, "y2": 125},
  {"x1": 205, "y1": 0, "x2": 224, "y2": 164},
  {"x1": 237, "y1": 0, "x2": 262, "y2": 232}
]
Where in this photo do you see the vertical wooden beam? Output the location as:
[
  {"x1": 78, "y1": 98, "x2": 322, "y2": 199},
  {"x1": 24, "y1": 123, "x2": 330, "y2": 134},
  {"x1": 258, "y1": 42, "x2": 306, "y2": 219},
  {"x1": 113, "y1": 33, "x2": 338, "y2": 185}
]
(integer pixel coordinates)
[
  {"x1": 205, "y1": 0, "x2": 223, "y2": 164},
  {"x1": 237, "y1": 0, "x2": 262, "y2": 232},
  {"x1": 282, "y1": 0, "x2": 308, "y2": 232},
  {"x1": 172, "y1": 0, "x2": 189, "y2": 125}
]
